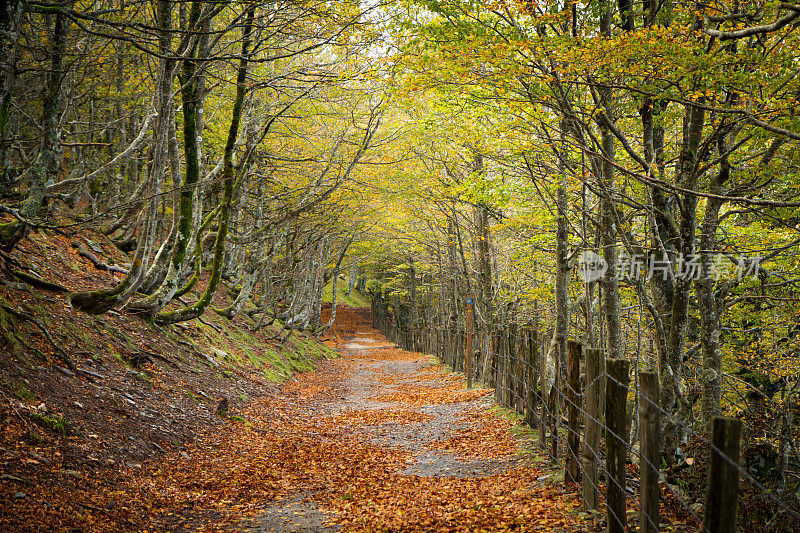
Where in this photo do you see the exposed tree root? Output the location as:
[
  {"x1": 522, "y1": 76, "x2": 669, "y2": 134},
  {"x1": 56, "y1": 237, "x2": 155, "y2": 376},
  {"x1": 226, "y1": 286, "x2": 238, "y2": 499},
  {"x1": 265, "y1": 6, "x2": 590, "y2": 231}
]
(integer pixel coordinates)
[
  {"x1": 197, "y1": 313, "x2": 223, "y2": 334},
  {"x1": 2, "y1": 246, "x2": 69, "y2": 292},
  {"x1": 109, "y1": 235, "x2": 136, "y2": 253},
  {"x1": 10, "y1": 269, "x2": 69, "y2": 292},
  {"x1": 71, "y1": 240, "x2": 128, "y2": 275},
  {"x1": 0, "y1": 300, "x2": 99, "y2": 381},
  {"x1": 0, "y1": 301, "x2": 26, "y2": 358},
  {"x1": 140, "y1": 348, "x2": 180, "y2": 369},
  {"x1": 0, "y1": 219, "x2": 28, "y2": 252}
]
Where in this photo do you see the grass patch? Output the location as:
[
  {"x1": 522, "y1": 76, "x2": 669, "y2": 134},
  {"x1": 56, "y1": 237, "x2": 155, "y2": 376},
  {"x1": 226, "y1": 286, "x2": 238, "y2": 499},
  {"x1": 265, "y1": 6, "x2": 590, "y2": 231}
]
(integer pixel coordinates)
[
  {"x1": 322, "y1": 280, "x2": 369, "y2": 307},
  {"x1": 290, "y1": 335, "x2": 338, "y2": 361},
  {"x1": 488, "y1": 403, "x2": 523, "y2": 423},
  {"x1": 2, "y1": 379, "x2": 34, "y2": 401},
  {"x1": 187, "y1": 295, "x2": 338, "y2": 383},
  {"x1": 487, "y1": 403, "x2": 548, "y2": 458},
  {"x1": 29, "y1": 412, "x2": 70, "y2": 435},
  {"x1": 263, "y1": 368, "x2": 287, "y2": 382}
]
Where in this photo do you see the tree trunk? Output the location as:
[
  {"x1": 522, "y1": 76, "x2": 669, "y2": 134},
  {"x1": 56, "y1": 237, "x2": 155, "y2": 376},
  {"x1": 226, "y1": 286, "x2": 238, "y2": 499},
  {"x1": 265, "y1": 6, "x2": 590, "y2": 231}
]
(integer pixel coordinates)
[
  {"x1": 154, "y1": 6, "x2": 255, "y2": 325},
  {"x1": 22, "y1": 8, "x2": 70, "y2": 218},
  {"x1": 0, "y1": 0, "x2": 25, "y2": 196},
  {"x1": 697, "y1": 121, "x2": 737, "y2": 430},
  {"x1": 547, "y1": 179, "x2": 569, "y2": 389},
  {"x1": 447, "y1": 216, "x2": 458, "y2": 370},
  {"x1": 128, "y1": 0, "x2": 207, "y2": 316},
  {"x1": 70, "y1": 0, "x2": 175, "y2": 314},
  {"x1": 596, "y1": 0, "x2": 622, "y2": 362},
  {"x1": 215, "y1": 253, "x2": 259, "y2": 319},
  {"x1": 476, "y1": 201, "x2": 493, "y2": 379},
  {"x1": 697, "y1": 192, "x2": 724, "y2": 430},
  {"x1": 661, "y1": 102, "x2": 705, "y2": 458},
  {"x1": 317, "y1": 238, "x2": 353, "y2": 335}
]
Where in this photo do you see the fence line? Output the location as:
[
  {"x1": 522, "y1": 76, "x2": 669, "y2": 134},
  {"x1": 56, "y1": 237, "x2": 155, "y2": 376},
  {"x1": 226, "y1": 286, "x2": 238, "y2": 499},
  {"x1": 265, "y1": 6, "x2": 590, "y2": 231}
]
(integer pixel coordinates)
[{"x1": 370, "y1": 296, "x2": 800, "y2": 532}]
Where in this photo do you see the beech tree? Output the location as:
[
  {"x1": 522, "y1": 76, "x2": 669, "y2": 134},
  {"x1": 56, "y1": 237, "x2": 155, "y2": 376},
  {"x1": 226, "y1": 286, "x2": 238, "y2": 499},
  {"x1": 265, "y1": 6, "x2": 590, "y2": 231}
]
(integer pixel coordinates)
[
  {"x1": 1, "y1": 0, "x2": 385, "y2": 336},
  {"x1": 363, "y1": 0, "x2": 800, "y2": 468},
  {"x1": 3, "y1": 0, "x2": 800, "y2": 494}
]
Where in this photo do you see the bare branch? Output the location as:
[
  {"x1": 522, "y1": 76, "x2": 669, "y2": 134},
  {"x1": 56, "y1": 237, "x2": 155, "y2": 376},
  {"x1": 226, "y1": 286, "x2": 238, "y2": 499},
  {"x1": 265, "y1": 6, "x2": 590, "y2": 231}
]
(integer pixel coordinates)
[{"x1": 704, "y1": 5, "x2": 800, "y2": 41}]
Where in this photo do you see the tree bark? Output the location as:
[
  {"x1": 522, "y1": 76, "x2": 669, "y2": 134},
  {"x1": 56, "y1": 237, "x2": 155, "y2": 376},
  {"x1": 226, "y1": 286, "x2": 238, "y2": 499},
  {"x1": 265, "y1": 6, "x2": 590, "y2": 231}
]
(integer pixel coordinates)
[
  {"x1": 22, "y1": 7, "x2": 70, "y2": 218},
  {"x1": 546, "y1": 178, "x2": 569, "y2": 408},
  {"x1": 662, "y1": 101, "x2": 705, "y2": 458},
  {"x1": 154, "y1": 6, "x2": 255, "y2": 325},
  {"x1": 70, "y1": 0, "x2": 175, "y2": 314},
  {"x1": 0, "y1": 0, "x2": 25, "y2": 195},
  {"x1": 129, "y1": 0, "x2": 206, "y2": 316},
  {"x1": 697, "y1": 120, "x2": 739, "y2": 430}
]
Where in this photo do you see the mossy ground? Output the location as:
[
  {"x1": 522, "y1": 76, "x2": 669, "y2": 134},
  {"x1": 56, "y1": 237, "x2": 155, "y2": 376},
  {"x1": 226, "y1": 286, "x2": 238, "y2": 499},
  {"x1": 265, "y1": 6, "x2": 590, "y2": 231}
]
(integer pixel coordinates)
[
  {"x1": 29, "y1": 412, "x2": 70, "y2": 435},
  {"x1": 192, "y1": 312, "x2": 337, "y2": 383},
  {"x1": 322, "y1": 278, "x2": 369, "y2": 308}
]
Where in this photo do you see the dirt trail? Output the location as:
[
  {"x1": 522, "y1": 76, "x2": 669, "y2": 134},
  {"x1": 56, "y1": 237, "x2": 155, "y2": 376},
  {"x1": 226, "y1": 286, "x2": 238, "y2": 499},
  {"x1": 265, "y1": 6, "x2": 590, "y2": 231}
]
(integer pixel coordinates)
[
  {"x1": 242, "y1": 308, "x2": 581, "y2": 532},
  {"x1": 335, "y1": 320, "x2": 517, "y2": 478}
]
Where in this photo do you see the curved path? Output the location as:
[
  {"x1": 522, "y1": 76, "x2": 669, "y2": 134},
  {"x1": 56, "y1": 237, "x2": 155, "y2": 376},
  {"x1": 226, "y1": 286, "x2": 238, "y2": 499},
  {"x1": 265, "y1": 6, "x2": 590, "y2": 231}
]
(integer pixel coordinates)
[{"x1": 239, "y1": 307, "x2": 580, "y2": 532}]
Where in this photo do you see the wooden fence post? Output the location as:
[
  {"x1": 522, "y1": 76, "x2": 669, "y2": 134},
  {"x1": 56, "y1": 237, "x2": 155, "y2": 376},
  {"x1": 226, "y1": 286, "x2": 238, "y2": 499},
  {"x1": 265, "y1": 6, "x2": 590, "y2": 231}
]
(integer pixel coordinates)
[
  {"x1": 516, "y1": 327, "x2": 525, "y2": 413},
  {"x1": 704, "y1": 416, "x2": 742, "y2": 533},
  {"x1": 502, "y1": 327, "x2": 511, "y2": 406},
  {"x1": 452, "y1": 315, "x2": 459, "y2": 368},
  {"x1": 547, "y1": 350, "x2": 566, "y2": 464},
  {"x1": 566, "y1": 340, "x2": 582, "y2": 485},
  {"x1": 465, "y1": 294, "x2": 473, "y2": 389},
  {"x1": 639, "y1": 372, "x2": 660, "y2": 533},
  {"x1": 436, "y1": 323, "x2": 442, "y2": 362},
  {"x1": 504, "y1": 323, "x2": 512, "y2": 407},
  {"x1": 606, "y1": 358, "x2": 630, "y2": 533},
  {"x1": 540, "y1": 332, "x2": 548, "y2": 451},
  {"x1": 494, "y1": 328, "x2": 502, "y2": 403},
  {"x1": 582, "y1": 348, "x2": 601, "y2": 510},
  {"x1": 453, "y1": 328, "x2": 460, "y2": 371},
  {"x1": 491, "y1": 329, "x2": 499, "y2": 388},
  {"x1": 526, "y1": 326, "x2": 539, "y2": 427},
  {"x1": 549, "y1": 352, "x2": 560, "y2": 463},
  {"x1": 507, "y1": 324, "x2": 517, "y2": 408},
  {"x1": 460, "y1": 328, "x2": 465, "y2": 371}
]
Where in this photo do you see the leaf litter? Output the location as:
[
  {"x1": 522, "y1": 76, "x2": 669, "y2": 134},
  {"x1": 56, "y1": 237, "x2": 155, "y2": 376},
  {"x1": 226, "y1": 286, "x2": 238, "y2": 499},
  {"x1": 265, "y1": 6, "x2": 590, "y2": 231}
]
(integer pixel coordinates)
[{"x1": 2, "y1": 303, "x2": 587, "y2": 532}]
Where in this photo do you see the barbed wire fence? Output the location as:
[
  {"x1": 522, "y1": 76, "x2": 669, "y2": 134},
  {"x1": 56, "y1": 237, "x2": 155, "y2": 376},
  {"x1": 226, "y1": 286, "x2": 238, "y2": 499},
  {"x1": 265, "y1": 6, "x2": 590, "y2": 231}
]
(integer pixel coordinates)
[{"x1": 370, "y1": 296, "x2": 800, "y2": 532}]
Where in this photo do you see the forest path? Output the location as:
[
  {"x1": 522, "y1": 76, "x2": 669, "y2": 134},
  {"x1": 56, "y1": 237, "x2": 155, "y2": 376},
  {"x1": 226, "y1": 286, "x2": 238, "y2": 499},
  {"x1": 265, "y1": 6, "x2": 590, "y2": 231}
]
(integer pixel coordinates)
[{"x1": 238, "y1": 307, "x2": 583, "y2": 532}]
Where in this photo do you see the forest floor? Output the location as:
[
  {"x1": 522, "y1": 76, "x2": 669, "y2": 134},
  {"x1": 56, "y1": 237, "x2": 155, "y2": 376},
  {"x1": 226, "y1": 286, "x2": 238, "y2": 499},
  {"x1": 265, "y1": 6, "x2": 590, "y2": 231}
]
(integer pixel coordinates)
[
  {"x1": 0, "y1": 225, "x2": 589, "y2": 531},
  {"x1": 237, "y1": 306, "x2": 588, "y2": 532}
]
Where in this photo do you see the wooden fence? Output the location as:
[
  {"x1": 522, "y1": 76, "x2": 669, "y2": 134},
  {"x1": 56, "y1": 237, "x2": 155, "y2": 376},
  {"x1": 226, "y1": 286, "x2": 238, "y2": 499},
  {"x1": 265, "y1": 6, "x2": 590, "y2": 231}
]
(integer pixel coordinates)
[{"x1": 370, "y1": 295, "x2": 796, "y2": 532}]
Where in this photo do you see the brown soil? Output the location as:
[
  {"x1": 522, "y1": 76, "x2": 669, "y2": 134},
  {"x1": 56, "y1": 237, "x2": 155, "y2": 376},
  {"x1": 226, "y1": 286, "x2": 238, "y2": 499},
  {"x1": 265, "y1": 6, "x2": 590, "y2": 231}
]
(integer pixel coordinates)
[
  {"x1": 0, "y1": 225, "x2": 333, "y2": 531},
  {"x1": 0, "y1": 230, "x2": 585, "y2": 532}
]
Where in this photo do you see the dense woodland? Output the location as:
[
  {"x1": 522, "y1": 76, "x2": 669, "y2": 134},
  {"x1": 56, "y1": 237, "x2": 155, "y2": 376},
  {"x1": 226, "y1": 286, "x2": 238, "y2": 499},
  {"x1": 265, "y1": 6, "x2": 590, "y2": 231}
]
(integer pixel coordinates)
[{"x1": 1, "y1": 0, "x2": 800, "y2": 530}]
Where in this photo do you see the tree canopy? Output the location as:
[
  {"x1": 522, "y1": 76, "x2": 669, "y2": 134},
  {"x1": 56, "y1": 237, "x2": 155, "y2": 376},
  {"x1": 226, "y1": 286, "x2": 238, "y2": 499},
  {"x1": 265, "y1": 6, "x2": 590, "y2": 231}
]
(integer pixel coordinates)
[{"x1": 1, "y1": 0, "x2": 800, "y2": 527}]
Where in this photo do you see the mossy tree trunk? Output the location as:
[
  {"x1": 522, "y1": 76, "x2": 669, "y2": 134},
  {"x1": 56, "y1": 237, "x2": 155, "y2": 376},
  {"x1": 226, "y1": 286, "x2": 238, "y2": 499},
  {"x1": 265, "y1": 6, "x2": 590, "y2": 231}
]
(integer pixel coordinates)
[
  {"x1": 315, "y1": 236, "x2": 352, "y2": 335},
  {"x1": 21, "y1": 7, "x2": 70, "y2": 219},
  {"x1": 281, "y1": 238, "x2": 326, "y2": 331},
  {"x1": 70, "y1": 0, "x2": 175, "y2": 314},
  {"x1": 697, "y1": 120, "x2": 744, "y2": 431},
  {"x1": 0, "y1": 0, "x2": 24, "y2": 198},
  {"x1": 661, "y1": 101, "x2": 705, "y2": 461},
  {"x1": 214, "y1": 251, "x2": 259, "y2": 319},
  {"x1": 129, "y1": 0, "x2": 206, "y2": 315},
  {"x1": 154, "y1": 6, "x2": 255, "y2": 326}
]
